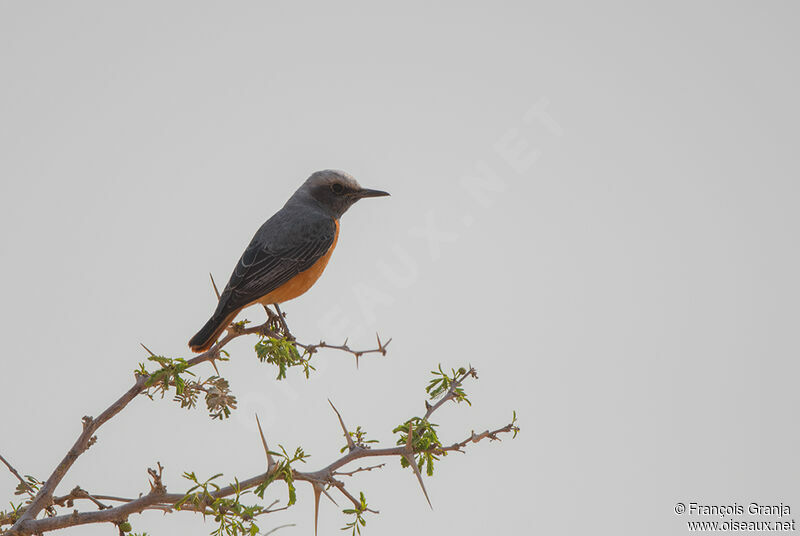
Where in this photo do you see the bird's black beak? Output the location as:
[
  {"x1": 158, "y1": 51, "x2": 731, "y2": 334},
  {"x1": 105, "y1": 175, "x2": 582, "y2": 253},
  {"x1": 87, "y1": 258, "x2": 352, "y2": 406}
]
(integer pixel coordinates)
[{"x1": 355, "y1": 188, "x2": 391, "y2": 198}]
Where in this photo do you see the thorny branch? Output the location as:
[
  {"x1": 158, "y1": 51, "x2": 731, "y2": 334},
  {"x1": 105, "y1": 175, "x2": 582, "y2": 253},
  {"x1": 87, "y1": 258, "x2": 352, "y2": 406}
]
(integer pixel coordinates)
[
  {"x1": 2, "y1": 306, "x2": 389, "y2": 536},
  {"x1": 263, "y1": 304, "x2": 392, "y2": 368},
  {"x1": 1, "y1": 280, "x2": 516, "y2": 536},
  {"x1": 3, "y1": 366, "x2": 518, "y2": 536}
]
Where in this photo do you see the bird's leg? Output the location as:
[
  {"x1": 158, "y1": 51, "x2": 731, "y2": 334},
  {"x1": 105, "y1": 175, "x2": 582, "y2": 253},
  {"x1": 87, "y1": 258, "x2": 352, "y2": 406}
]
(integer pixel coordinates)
[
  {"x1": 262, "y1": 304, "x2": 282, "y2": 335},
  {"x1": 272, "y1": 303, "x2": 295, "y2": 341}
]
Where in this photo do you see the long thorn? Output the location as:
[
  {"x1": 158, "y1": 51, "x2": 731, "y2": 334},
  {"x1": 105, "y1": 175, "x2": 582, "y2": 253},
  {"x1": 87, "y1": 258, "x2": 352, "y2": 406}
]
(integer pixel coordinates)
[
  {"x1": 404, "y1": 454, "x2": 433, "y2": 509},
  {"x1": 209, "y1": 355, "x2": 220, "y2": 376},
  {"x1": 140, "y1": 343, "x2": 156, "y2": 357},
  {"x1": 312, "y1": 482, "x2": 322, "y2": 536},
  {"x1": 404, "y1": 421, "x2": 432, "y2": 507},
  {"x1": 255, "y1": 414, "x2": 275, "y2": 472},
  {"x1": 328, "y1": 400, "x2": 356, "y2": 451},
  {"x1": 322, "y1": 486, "x2": 339, "y2": 507},
  {"x1": 209, "y1": 273, "x2": 221, "y2": 301}
]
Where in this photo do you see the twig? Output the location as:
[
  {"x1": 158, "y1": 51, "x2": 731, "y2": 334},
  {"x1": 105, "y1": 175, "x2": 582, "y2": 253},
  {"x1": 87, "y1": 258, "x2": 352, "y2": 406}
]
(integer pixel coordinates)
[
  {"x1": 333, "y1": 463, "x2": 385, "y2": 477},
  {"x1": 92, "y1": 495, "x2": 139, "y2": 503},
  {"x1": 9, "y1": 320, "x2": 262, "y2": 531},
  {"x1": 326, "y1": 479, "x2": 379, "y2": 514},
  {"x1": 438, "y1": 422, "x2": 520, "y2": 454},
  {"x1": 9, "y1": 376, "x2": 149, "y2": 531},
  {"x1": 0, "y1": 455, "x2": 31, "y2": 497},
  {"x1": 423, "y1": 367, "x2": 475, "y2": 421},
  {"x1": 298, "y1": 338, "x2": 391, "y2": 358},
  {"x1": 55, "y1": 487, "x2": 109, "y2": 510},
  {"x1": 296, "y1": 336, "x2": 391, "y2": 369}
]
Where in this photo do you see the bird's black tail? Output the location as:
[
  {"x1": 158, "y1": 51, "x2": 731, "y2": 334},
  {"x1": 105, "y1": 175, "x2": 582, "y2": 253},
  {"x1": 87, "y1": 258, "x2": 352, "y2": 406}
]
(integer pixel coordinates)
[{"x1": 188, "y1": 310, "x2": 237, "y2": 353}]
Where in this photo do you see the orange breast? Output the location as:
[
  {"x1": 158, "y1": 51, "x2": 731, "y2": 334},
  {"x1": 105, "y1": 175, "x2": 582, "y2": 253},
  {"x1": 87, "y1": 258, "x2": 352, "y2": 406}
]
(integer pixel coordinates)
[{"x1": 253, "y1": 220, "x2": 340, "y2": 305}]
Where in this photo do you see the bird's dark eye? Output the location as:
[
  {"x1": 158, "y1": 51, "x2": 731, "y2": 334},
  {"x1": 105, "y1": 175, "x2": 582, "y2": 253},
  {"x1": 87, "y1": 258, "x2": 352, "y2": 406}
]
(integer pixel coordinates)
[{"x1": 330, "y1": 183, "x2": 344, "y2": 195}]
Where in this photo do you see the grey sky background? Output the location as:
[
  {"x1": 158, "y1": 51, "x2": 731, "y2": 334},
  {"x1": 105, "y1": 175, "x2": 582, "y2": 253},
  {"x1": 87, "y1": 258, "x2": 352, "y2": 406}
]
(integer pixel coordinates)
[{"x1": 1, "y1": 2, "x2": 799, "y2": 535}]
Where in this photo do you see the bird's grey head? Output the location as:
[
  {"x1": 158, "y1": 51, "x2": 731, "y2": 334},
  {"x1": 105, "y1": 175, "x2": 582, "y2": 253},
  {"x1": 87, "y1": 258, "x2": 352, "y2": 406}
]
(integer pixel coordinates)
[{"x1": 296, "y1": 169, "x2": 390, "y2": 219}]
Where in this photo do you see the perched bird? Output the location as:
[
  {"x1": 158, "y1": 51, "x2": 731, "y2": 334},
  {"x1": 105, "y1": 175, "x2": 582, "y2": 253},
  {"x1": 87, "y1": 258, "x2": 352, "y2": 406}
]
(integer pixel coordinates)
[{"x1": 188, "y1": 170, "x2": 389, "y2": 353}]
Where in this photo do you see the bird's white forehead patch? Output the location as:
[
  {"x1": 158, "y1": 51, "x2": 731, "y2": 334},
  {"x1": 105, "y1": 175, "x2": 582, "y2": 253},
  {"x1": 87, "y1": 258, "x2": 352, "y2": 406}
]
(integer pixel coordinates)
[{"x1": 310, "y1": 169, "x2": 361, "y2": 189}]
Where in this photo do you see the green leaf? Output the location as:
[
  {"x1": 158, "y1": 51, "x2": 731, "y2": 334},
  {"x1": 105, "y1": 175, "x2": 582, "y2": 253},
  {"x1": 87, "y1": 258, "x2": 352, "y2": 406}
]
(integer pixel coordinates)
[{"x1": 254, "y1": 337, "x2": 314, "y2": 380}]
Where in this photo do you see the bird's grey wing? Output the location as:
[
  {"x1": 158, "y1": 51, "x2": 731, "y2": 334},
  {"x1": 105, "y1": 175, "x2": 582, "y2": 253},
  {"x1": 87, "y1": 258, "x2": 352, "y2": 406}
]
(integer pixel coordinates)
[{"x1": 216, "y1": 216, "x2": 336, "y2": 314}]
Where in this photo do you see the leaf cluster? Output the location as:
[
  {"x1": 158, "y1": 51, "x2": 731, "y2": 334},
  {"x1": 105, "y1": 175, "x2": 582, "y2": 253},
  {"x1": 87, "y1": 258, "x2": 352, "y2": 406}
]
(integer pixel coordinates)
[
  {"x1": 253, "y1": 445, "x2": 309, "y2": 507},
  {"x1": 393, "y1": 418, "x2": 441, "y2": 476},
  {"x1": 426, "y1": 365, "x2": 471, "y2": 405},
  {"x1": 0, "y1": 501, "x2": 23, "y2": 525},
  {"x1": 340, "y1": 426, "x2": 378, "y2": 453},
  {"x1": 254, "y1": 337, "x2": 314, "y2": 380},
  {"x1": 176, "y1": 474, "x2": 263, "y2": 536},
  {"x1": 138, "y1": 355, "x2": 194, "y2": 394},
  {"x1": 14, "y1": 475, "x2": 41, "y2": 497},
  {"x1": 391, "y1": 364, "x2": 477, "y2": 477},
  {"x1": 341, "y1": 491, "x2": 369, "y2": 535}
]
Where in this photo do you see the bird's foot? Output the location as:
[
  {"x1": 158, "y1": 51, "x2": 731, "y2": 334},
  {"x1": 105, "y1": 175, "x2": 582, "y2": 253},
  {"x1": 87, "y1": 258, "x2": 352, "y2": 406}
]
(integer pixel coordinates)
[
  {"x1": 263, "y1": 303, "x2": 294, "y2": 340},
  {"x1": 273, "y1": 303, "x2": 295, "y2": 341}
]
